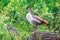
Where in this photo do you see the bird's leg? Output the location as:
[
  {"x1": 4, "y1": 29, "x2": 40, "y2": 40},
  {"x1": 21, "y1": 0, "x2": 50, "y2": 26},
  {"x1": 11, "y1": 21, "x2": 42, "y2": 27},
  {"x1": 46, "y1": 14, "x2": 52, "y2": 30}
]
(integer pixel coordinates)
[{"x1": 34, "y1": 24, "x2": 37, "y2": 33}]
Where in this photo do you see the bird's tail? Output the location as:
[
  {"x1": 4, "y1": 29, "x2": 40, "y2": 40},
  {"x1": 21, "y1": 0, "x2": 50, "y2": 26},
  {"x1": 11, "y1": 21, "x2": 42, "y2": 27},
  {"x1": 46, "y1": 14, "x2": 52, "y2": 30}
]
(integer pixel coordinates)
[
  {"x1": 42, "y1": 20, "x2": 50, "y2": 28},
  {"x1": 41, "y1": 20, "x2": 50, "y2": 26}
]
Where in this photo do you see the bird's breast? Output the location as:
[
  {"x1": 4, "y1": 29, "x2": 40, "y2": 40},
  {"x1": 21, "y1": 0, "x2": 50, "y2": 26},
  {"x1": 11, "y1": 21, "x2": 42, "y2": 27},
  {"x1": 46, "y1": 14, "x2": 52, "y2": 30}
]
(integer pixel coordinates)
[
  {"x1": 26, "y1": 13, "x2": 41, "y2": 25},
  {"x1": 26, "y1": 13, "x2": 33, "y2": 24}
]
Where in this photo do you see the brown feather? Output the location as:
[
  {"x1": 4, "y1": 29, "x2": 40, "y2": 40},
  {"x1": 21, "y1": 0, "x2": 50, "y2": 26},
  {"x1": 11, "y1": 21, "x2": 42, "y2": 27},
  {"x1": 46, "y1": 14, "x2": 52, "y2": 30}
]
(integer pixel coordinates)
[{"x1": 32, "y1": 15, "x2": 48, "y2": 25}]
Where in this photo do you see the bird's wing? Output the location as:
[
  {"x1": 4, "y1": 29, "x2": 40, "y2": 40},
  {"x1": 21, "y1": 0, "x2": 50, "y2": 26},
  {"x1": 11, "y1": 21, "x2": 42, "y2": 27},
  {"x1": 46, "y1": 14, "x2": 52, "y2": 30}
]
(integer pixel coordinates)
[{"x1": 32, "y1": 15, "x2": 48, "y2": 24}]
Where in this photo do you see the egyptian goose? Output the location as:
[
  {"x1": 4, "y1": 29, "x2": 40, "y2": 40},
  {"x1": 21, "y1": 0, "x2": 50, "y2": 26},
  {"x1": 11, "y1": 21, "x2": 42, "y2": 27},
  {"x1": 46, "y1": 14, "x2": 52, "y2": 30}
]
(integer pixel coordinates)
[{"x1": 26, "y1": 7, "x2": 49, "y2": 33}]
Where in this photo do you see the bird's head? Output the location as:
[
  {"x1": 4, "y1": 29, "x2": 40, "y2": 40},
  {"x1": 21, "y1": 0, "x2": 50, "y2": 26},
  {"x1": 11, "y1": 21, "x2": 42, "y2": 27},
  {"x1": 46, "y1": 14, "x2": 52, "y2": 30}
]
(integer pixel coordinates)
[{"x1": 28, "y1": 7, "x2": 33, "y2": 14}]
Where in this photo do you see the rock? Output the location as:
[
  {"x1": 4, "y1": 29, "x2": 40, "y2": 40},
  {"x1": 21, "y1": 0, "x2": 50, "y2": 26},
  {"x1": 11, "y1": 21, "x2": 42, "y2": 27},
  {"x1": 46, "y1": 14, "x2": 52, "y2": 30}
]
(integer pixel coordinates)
[{"x1": 30, "y1": 32, "x2": 60, "y2": 40}]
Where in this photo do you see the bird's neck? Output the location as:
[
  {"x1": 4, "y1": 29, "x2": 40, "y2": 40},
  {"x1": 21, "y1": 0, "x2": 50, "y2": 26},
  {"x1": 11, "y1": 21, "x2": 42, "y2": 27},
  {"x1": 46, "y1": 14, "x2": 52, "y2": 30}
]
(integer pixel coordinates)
[
  {"x1": 28, "y1": 11, "x2": 33, "y2": 14},
  {"x1": 26, "y1": 12, "x2": 32, "y2": 18},
  {"x1": 27, "y1": 12, "x2": 32, "y2": 16}
]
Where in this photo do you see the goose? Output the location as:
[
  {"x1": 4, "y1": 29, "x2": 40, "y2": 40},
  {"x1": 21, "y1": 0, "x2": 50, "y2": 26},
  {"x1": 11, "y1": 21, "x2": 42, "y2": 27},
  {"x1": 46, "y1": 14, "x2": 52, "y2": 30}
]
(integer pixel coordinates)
[{"x1": 26, "y1": 7, "x2": 49, "y2": 33}]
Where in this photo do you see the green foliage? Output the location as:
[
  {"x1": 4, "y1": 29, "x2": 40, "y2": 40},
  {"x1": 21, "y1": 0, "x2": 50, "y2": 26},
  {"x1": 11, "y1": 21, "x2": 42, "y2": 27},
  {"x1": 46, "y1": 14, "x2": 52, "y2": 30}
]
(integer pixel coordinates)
[
  {"x1": 0, "y1": 0, "x2": 9, "y2": 10},
  {"x1": 0, "y1": 0, "x2": 60, "y2": 40}
]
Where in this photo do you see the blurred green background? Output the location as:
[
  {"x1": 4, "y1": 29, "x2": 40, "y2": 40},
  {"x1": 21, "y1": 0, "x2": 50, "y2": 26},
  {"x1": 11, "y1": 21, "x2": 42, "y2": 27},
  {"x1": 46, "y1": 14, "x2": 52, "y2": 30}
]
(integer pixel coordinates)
[{"x1": 0, "y1": 0, "x2": 60, "y2": 40}]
